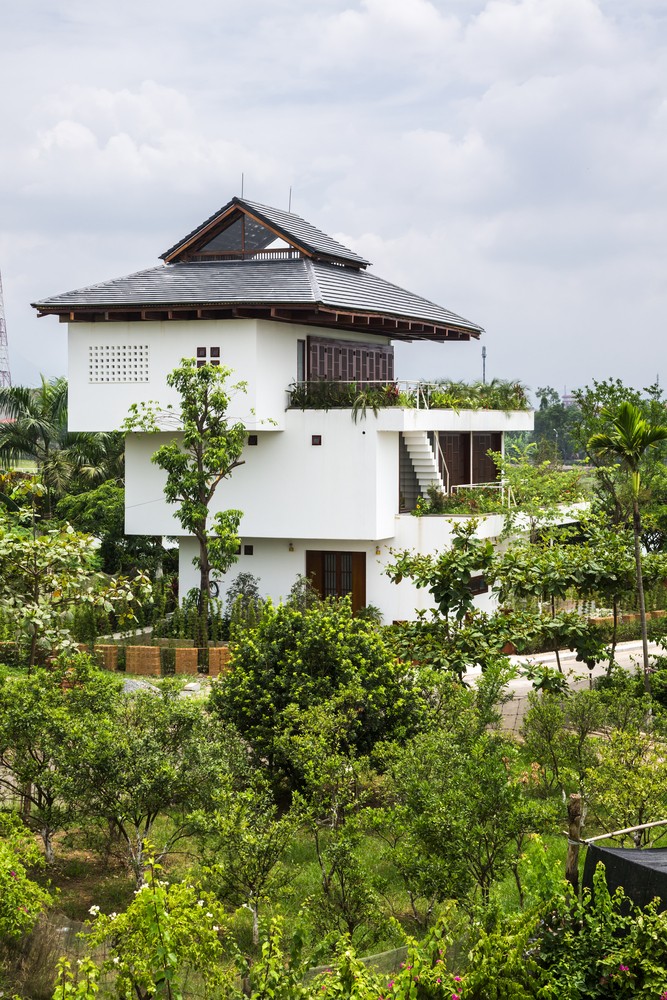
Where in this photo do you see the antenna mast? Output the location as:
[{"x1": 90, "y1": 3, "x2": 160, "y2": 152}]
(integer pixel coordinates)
[{"x1": 0, "y1": 272, "x2": 12, "y2": 387}]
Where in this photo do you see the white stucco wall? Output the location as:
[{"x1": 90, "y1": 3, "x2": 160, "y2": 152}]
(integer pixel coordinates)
[
  {"x1": 68, "y1": 318, "x2": 392, "y2": 433},
  {"x1": 125, "y1": 408, "x2": 400, "y2": 540},
  {"x1": 178, "y1": 512, "x2": 505, "y2": 623}
]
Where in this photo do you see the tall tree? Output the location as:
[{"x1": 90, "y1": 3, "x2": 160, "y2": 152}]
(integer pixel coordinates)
[
  {"x1": 126, "y1": 359, "x2": 246, "y2": 646},
  {"x1": 589, "y1": 400, "x2": 667, "y2": 690}
]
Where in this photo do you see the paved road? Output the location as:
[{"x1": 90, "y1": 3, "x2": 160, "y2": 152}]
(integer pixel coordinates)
[{"x1": 462, "y1": 639, "x2": 665, "y2": 732}]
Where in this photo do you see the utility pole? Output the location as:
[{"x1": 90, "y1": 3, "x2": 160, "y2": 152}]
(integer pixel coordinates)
[
  {"x1": 481, "y1": 345, "x2": 487, "y2": 384},
  {"x1": 0, "y1": 271, "x2": 12, "y2": 387}
]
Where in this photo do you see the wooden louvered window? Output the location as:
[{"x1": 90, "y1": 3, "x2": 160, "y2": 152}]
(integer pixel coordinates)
[{"x1": 307, "y1": 336, "x2": 394, "y2": 383}]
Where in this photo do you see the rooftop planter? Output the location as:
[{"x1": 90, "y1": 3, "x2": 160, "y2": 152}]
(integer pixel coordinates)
[{"x1": 287, "y1": 378, "x2": 531, "y2": 413}]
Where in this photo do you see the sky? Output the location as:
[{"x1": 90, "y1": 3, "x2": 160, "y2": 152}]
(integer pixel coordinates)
[{"x1": 1, "y1": 0, "x2": 667, "y2": 397}]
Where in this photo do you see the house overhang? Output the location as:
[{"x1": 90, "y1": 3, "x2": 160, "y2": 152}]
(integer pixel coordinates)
[{"x1": 34, "y1": 302, "x2": 477, "y2": 342}]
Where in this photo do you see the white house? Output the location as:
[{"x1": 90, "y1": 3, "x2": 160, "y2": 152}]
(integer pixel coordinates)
[{"x1": 33, "y1": 196, "x2": 533, "y2": 621}]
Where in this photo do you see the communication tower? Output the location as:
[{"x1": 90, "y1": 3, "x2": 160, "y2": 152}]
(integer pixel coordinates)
[{"x1": 0, "y1": 271, "x2": 12, "y2": 387}]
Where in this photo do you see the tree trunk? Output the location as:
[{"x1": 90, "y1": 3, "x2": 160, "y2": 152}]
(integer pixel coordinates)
[
  {"x1": 197, "y1": 532, "x2": 210, "y2": 650},
  {"x1": 251, "y1": 900, "x2": 259, "y2": 948},
  {"x1": 42, "y1": 827, "x2": 55, "y2": 865},
  {"x1": 551, "y1": 596, "x2": 563, "y2": 673},
  {"x1": 565, "y1": 793, "x2": 582, "y2": 894},
  {"x1": 632, "y1": 499, "x2": 651, "y2": 693},
  {"x1": 607, "y1": 595, "x2": 619, "y2": 674}
]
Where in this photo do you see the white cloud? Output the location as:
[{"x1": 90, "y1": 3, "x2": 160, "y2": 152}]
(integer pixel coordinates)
[{"x1": 2, "y1": 0, "x2": 667, "y2": 391}]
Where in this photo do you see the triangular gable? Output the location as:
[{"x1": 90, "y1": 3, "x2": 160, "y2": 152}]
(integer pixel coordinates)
[{"x1": 161, "y1": 197, "x2": 369, "y2": 269}]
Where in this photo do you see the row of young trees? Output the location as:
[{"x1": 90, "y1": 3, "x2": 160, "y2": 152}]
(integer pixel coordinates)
[{"x1": 5, "y1": 596, "x2": 667, "y2": 998}]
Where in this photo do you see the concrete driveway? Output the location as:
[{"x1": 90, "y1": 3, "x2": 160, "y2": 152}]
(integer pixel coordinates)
[{"x1": 462, "y1": 639, "x2": 666, "y2": 733}]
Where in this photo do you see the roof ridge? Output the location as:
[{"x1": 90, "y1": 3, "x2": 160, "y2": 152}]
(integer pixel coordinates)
[{"x1": 304, "y1": 258, "x2": 322, "y2": 303}]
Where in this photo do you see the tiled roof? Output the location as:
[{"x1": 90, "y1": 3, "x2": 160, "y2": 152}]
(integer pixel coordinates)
[
  {"x1": 33, "y1": 258, "x2": 483, "y2": 335},
  {"x1": 161, "y1": 196, "x2": 370, "y2": 268}
]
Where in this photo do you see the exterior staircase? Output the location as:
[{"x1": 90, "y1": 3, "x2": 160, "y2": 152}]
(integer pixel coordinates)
[{"x1": 402, "y1": 431, "x2": 446, "y2": 497}]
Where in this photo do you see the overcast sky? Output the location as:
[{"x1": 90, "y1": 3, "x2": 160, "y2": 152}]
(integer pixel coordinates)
[{"x1": 1, "y1": 0, "x2": 666, "y2": 397}]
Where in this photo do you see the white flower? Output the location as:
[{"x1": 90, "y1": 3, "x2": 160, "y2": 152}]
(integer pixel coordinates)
[
  {"x1": 197, "y1": 900, "x2": 204, "y2": 907},
  {"x1": 113, "y1": 957, "x2": 120, "y2": 966},
  {"x1": 212, "y1": 926, "x2": 220, "y2": 932},
  {"x1": 110, "y1": 912, "x2": 117, "y2": 919},
  {"x1": 206, "y1": 912, "x2": 213, "y2": 918},
  {"x1": 88, "y1": 905, "x2": 100, "y2": 916}
]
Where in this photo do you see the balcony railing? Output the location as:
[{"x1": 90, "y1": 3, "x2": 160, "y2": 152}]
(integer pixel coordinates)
[{"x1": 286, "y1": 379, "x2": 531, "y2": 412}]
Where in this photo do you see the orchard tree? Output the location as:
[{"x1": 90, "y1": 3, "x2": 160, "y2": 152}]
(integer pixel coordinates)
[
  {"x1": 126, "y1": 359, "x2": 247, "y2": 646},
  {"x1": 55, "y1": 858, "x2": 230, "y2": 1000},
  {"x1": 72, "y1": 685, "x2": 247, "y2": 883},
  {"x1": 210, "y1": 598, "x2": 424, "y2": 780},
  {"x1": 56, "y1": 480, "x2": 164, "y2": 575},
  {"x1": 0, "y1": 656, "x2": 121, "y2": 862},
  {"x1": 194, "y1": 782, "x2": 302, "y2": 946},
  {"x1": 0, "y1": 813, "x2": 53, "y2": 941},
  {"x1": 589, "y1": 400, "x2": 667, "y2": 690},
  {"x1": 0, "y1": 480, "x2": 151, "y2": 668}
]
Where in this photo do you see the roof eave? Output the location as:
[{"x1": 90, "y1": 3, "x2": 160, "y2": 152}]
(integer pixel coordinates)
[{"x1": 32, "y1": 300, "x2": 481, "y2": 341}]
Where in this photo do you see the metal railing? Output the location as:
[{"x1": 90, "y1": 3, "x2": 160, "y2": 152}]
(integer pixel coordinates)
[{"x1": 450, "y1": 481, "x2": 517, "y2": 508}]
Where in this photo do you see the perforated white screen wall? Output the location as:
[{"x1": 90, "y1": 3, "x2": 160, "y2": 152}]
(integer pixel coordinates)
[{"x1": 88, "y1": 345, "x2": 149, "y2": 382}]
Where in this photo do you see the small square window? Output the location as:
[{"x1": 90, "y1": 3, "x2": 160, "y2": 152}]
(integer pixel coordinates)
[
  {"x1": 244, "y1": 545, "x2": 254, "y2": 556},
  {"x1": 196, "y1": 347, "x2": 206, "y2": 358},
  {"x1": 248, "y1": 435, "x2": 258, "y2": 446},
  {"x1": 210, "y1": 347, "x2": 220, "y2": 358},
  {"x1": 312, "y1": 435, "x2": 322, "y2": 446}
]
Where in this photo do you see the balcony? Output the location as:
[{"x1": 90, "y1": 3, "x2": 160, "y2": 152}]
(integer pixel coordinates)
[{"x1": 286, "y1": 378, "x2": 531, "y2": 413}]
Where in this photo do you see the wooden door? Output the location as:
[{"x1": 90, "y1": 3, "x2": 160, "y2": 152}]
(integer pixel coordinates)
[{"x1": 305, "y1": 551, "x2": 366, "y2": 612}]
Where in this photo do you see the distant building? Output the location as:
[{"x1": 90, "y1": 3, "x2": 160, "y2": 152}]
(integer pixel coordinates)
[{"x1": 33, "y1": 196, "x2": 533, "y2": 620}]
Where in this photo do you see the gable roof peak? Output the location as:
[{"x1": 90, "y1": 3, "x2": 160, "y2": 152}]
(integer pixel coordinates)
[{"x1": 161, "y1": 195, "x2": 370, "y2": 269}]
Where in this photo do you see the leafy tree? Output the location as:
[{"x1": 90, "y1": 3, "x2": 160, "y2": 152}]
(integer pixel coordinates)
[
  {"x1": 71, "y1": 685, "x2": 247, "y2": 883},
  {"x1": 55, "y1": 480, "x2": 164, "y2": 575},
  {"x1": 491, "y1": 445, "x2": 584, "y2": 541},
  {"x1": 0, "y1": 812, "x2": 53, "y2": 941},
  {"x1": 0, "y1": 482, "x2": 151, "y2": 667},
  {"x1": 125, "y1": 359, "x2": 247, "y2": 647},
  {"x1": 54, "y1": 857, "x2": 230, "y2": 1000},
  {"x1": 0, "y1": 656, "x2": 121, "y2": 862},
  {"x1": 210, "y1": 598, "x2": 424, "y2": 782},
  {"x1": 589, "y1": 400, "x2": 667, "y2": 689},
  {"x1": 278, "y1": 696, "x2": 383, "y2": 944},
  {"x1": 587, "y1": 729, "x2": 667, "y2": 846},
  {"x1": 194, "y1": 782, "x2": 301, "y2": 947},
  {"x1": 0, "y1": 377, "x2": 123, "y2": 516},
  {"x1": 533, "y1": 386, "x2": 581, "y2": 462},
  {"x1": 387, "y1": 520, "x2": 495, "y2": 624}
]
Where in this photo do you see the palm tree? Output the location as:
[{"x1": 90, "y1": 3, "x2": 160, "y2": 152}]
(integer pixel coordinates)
[
  {"x1": 588, "y1": 401, "x2": 667, "y2": 692},
  {"x1": 0, "y1": 377, "x2": 122, "y2": 515}
]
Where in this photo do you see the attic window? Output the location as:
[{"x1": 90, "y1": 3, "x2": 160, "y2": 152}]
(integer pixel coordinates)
[
  {"x1": 196, "y1": 347, "x2": 221, "y2": 368},
  {"x1": 88, "y1": 344, "x2": 149, "y2": 383}
]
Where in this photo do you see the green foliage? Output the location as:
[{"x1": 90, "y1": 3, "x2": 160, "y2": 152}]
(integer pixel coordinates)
[
  {"x1": 0, "y1": 656, "x2": 121, "y2": 861},
  {"x1": 288, "y1": 378, "x2": 530, "y2": 413},
  {"x1": 210, "y1": 598, "x2": 424, "y2": 779},
  {"x1": 0, "y1": 813, "x2": 53, "y2": 941},
  {"x1": 125, "y1": 359, "x2": 247, "y2": 644},
  {"x1": 55, "y1": 481, "x2": 164, "y2": 575},
  {"x1": 69, "y1": 686, "x2": 247, "y2": 882},
  {"x1": 194, "y1": 782, "x2": 301, "y2": 945},
  {"x1": 0, "y1": 482, "x2": 151, "y2": 666},
  {"x1": 533, "y1": 386, "x2": 581, "y2": 462},
  {"x1": 387, "y1": 520, "x2": 495, "y2": 622},
  {"x1": 58, "y1": 857, "x2": 230, "y2": 1000}
]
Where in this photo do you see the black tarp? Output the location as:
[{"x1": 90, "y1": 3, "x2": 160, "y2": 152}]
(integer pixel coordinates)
[{"x1": 583, "y1": 845, "x2": 667, "y2": 911}]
